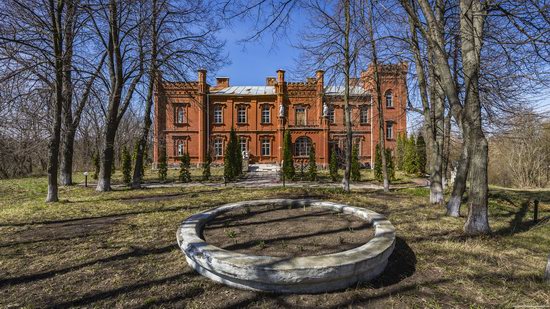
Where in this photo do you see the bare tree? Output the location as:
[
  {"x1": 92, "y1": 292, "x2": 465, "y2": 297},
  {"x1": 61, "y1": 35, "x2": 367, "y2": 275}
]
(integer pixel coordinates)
[
  {"x1": 88, "y1": 0, "x2": 146, "y2": 192},
  {"x1": 131, "y1": 0, "x2": 225, "y2": 188}
]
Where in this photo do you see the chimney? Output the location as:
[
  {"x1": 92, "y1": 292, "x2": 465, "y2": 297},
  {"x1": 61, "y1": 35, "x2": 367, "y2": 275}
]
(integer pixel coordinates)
[
  {"x1": 215, "y1": 77, "x2": 229, "y2": 88},
  {"x1": 266, "y1": 77, "x2": 276, "y2": 86},
  {"x1": 277, "y1": 69, "x2": 285, "y2": 84},
  {"x1": 198, "y1": 69, "x2": 206, "y2": 93},
  {"x1": 316, "y1": 70, "x2": 324, "y2": 93}
]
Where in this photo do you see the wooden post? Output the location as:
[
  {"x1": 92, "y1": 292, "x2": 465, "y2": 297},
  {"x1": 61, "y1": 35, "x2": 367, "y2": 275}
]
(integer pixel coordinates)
[{"x1": 534, "y1": 199, "x2": 539, "y2": 223}]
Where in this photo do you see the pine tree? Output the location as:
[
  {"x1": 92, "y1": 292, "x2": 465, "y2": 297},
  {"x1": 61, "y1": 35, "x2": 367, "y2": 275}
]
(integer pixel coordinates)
[
  {"x1": 351, "y1": 143, "x2": 361, "y2": 181},
  {"x1": 307, "y1": 146, "x2": 317, "y2": 181},
  {"x1": 202, "y1": 149, "x2": 212, "y2": 180},
  {"x1": 158, "y1": 147, "x2": 167, "y2": 181},
  {"x1": 224, "y1": 127, "x2": 240, "y2": 181},
  {"x1": 121, "y1": 146, "x2": 132, "y2": 184},
  {"x1": 179, "y1": 152, "x2": 191, "y2": 182},
  {"x1": 329, "y1": 148, "x2": 339, "y2": 181},
  {"x1": 403, "y1": 135, "x2": 419, "y2": 175},
  {"x1": 92, "y1": 151, "x2": 100, "y2": 180},
  {"x1": 282, "y1": 130, "x2": 295, "y2": 180},
  {"x1": 396, "y1": 133, "x2": 405, "y2": 170},
  {"x1": 416, "y1": 134, "x2": 427, "y2": 174}
]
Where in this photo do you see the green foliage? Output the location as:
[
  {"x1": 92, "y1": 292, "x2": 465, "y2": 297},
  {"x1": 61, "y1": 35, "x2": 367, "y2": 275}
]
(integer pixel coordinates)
[
  {"x1": 307, "y1": 146, "x2": 317, "y2": 181},
  {"x1": 133, "y1": 141, "x2": 145, "y2": 177},
  {"x1": 416, "y1": 134, "x2": 427, "y2": 174},
  {"x1": 351, "y1": 143, "x2": 361, "y2": 181},
  {"x1": 158, "y1": 147, "x2": 167, "y2": 181},
  {"x1": 329, "y1": 148, "x2": 339, "y2": 181},
  {"x1": 121, "y1": 146, "x2": 132, "y2": 184},
  {"x1": 282, "y1": 130, "x2": 295, "y2": 180},
  {"x1": 111, "y1": 150, "x2": 116, "y2": 172},
  {"x1": 396, "y1": 133, "x2": 405, "y2": 170},
  {"x1": 202, "y1": 149, "x2": 212, "y2": 180},
  {"x1": 403, "y1": 135, "x2": 420, "y2": 175},
  {"x1": 92, "y1": 152, "x2": 100, "y2": 180},
  {"x1": 224, "y1": 127, "x2": 242, "y2": 181},
  {"x1": 179, "y1": 152, "x2": 191, "y2": 182},
  {"x1": 374, "y1": 144, "x2": 395, "y2": 182}
]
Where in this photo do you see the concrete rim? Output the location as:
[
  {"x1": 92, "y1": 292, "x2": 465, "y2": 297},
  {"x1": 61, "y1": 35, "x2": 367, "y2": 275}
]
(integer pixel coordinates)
[{"x1": 176, "y1": 199, "x2": 396, "y2": 293}]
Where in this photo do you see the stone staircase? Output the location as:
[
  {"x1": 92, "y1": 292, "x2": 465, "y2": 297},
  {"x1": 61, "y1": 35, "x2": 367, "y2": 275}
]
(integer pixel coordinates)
[{"x1": 239, "y1": 164, "x2": 280, "y2": 185}]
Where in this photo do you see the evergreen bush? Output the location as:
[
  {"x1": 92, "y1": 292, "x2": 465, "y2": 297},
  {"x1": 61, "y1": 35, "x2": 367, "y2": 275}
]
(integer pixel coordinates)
[
  {"x1": 329, "y1": 148, "x2": 339, "y2": 181},
  {"x1": 307, "y1": 146, "x2": 317, "y2": 181},
  {"x1": 202, "y1": 149, "x2": 212, "y2": 180},
  {"x1": 416, "y1": 134, "x2": 427, "y2": 174},
  {"x1": 121, "y1": 146, "x2": 132, "y2": 184},
  {"x1": 158, "y1": 147, "x2": 167, "y2": 181},
  {"x1": 282, "y1": 130, "x2": 295, "y2": 180},
  {"x1": 92, "y1": 152, "x2": 100, "y2": 180},
  {"x1": 179, "y1": 152, "x2": 191, "y2": 182}
]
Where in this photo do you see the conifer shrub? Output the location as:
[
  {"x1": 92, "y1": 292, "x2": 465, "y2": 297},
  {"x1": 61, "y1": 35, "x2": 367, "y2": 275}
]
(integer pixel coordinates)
[
  {"x1": 122, "y1": 146, "x2": 132, "y2": 184},
  {"x1": 416, "y1": 134, "x2": 427, "y2": 174},
  {"x1": 282, "y1": 130, "x2": 295, "y2": 180},
  {"x1": 307, "y1": 146, "x2": 317, "y2": 181},
  {"x1": 179, "y1": 152, "x2": 191, "y2": 182},
  {"x1": 158, "y1": 147, "x2": 168, "y2": 182},
  {"x1": 202, "y1": 149, "x2": 212, "y2": 181}
]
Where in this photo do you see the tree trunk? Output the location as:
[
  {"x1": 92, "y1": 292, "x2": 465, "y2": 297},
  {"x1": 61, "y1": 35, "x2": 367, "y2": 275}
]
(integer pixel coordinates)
[
  {"x1": 46, "y1": 0, "x2": 64, "y2": 203},
  {"x1": 96, "y1": 120, "x2": 117, "y2": 191},
  {"x1": 368, "y1": 0, "x2": 389, "y2": 192},
  {"x1": 60, "y1": 127, "x2": 75, "y2": 186},
  {"x1": 446, "y1": 136, "x2": 469, "y2": 217},
  {"x1": 463, "y1": 126, "x2": 490, "y2": 234},
  {"x1": 341, "y1": 0, "x2": 351, "y2": 192}
]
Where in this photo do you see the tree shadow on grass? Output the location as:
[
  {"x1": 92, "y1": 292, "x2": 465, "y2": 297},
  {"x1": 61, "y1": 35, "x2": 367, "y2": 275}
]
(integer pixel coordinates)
[
  {"x1": 363, "y1": 237, "x2": 416, "y2": 288},
  {"x1": 0, "y1": 244, "x2": 178, "y2": 288}
]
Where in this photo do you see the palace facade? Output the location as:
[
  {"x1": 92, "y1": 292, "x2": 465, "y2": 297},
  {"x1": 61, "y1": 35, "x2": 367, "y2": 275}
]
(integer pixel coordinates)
[{"x1": 153, "y1": 64, "x2": 407, "y2": 168}]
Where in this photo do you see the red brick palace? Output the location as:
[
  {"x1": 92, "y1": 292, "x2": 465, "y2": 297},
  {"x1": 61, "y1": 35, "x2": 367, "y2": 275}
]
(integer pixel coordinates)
[{"x1": 153, "y1": 64, "x2": 407, "y2": 168}]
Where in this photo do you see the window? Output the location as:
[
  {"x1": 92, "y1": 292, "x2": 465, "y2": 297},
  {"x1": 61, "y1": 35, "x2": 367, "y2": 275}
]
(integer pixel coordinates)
[
  {"x1": 328, "y1": 106, "x2": 335, "y2": 124},
  {"x1": 295, "y1": 107, "x2": 306, "y2": 126},
  {"x1": 294, "y1": 136, "x2": 312, "y2": 157},
  {"x1": 360, "y1": 105, "x2": 369, "y2": 123},
  {"x1": 214, "y1": 105, "x2": 223, "y2": 124},
  {"x1": 176, "y1": 107, "x2": 186, "y2": 123},
  {"x1": 237, "y1": 105, "x2": 247, "y2": 124},
  {"x1": 385, "y1": 90, "x2": 393, "y2": 108},
  {"x1": 386, "y1": 122, "x2": 394, "y2": 139},
  {"x1": 214, "y1": 138, "x2": 223, "y2": 157},
  {"x1": 261, "y1": 105, "x2": 271, "y2": 123},
  {"x1": 176, "y1": 140, "x2": 185, "y2": 156},
  {"x1": 261, "y1": 138, "x2": 271, "y2": 156},
  {"x1": 239, "y1": 137, "x2": 247, "y2": 153}
]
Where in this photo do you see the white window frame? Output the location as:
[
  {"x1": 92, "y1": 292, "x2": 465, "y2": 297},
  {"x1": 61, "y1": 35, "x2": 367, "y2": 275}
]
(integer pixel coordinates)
[
  {"x1": 360, "y1": 106, "x2": 369, "y2": 123},
  {"x1": 177, "y1": 140, "x2": 185, "y2": 156},
  {"x1": 239, "y1": 137, "x2": 248, "y2": 153},
  {"x1": 328, "y1": 106, "x2": 335, "y2": 124},
  {"x1": 213, "y1": 105, "x2": 223, "y2": 124},
  {"x1": 237, "y1": 105, "x2": 247, "y2": 124},
  {"x1": 294, "y1": 137, "x2": 311, "y2": 157},
  {"x1": 386, "y1": 122, "x2": 394, "y2": 139},
  {"x1": 176, "y1": 106, "x2": 186, "y2": 124},
  {"x1": 214, "y1": 138, "x2": 223, "y2": 157},
  {"x1": 385, "y1": 91, "x2": 393, "y2": 108},
  {"x1": 261, "y1": 105, "x2": 271, "y2": 123},
  {"x1": 261, "y1": 138, "x2": 271, "y2": 156}
]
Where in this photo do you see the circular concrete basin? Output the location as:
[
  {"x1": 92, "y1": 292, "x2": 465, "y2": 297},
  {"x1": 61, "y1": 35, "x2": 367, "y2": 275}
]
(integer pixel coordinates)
[{"x1": 176, "y1": 199, "x2": 395, "y2": 293}]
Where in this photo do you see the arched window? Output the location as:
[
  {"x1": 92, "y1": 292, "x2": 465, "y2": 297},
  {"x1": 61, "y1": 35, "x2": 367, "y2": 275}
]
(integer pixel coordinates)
[
  {"x1": 385, "y1": 90, "x2": 393, "y2": 108},
  {"x1": 176, "y1": 107, "x2": 186, "y2": 123},
  {"x1": 294, "y1": 136, "x2": 312, "y2": 157}
]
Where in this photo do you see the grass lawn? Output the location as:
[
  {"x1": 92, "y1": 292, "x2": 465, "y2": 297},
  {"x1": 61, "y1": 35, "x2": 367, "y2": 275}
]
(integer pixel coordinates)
[{"x1": 0, "y1": 171, "x2": 549, "y2": 308}]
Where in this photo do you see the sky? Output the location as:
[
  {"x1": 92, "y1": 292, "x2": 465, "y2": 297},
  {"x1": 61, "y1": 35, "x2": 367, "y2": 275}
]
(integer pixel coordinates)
[{"x1": 215, "y1": 17, "x2": 550, "y2": 115}]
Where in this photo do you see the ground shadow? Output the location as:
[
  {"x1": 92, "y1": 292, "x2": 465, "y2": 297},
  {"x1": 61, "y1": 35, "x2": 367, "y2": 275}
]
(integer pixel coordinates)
[{"x1": 364, "y1": 237, "x2": 416, "y2": 288}]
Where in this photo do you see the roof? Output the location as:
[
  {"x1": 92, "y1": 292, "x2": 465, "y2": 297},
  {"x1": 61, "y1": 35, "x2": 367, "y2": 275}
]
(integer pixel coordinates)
[
  {"x1": 325, "y1": 86, "x2": 369, "y2": 96},
  {"x1": 210, "y1": 86, "x2": 275, "y2": 96}
]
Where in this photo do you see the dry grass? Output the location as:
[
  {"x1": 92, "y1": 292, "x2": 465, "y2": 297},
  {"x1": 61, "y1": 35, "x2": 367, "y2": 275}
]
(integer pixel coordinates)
[{"x1": 0, "y1": 172, "x2": 548, "y2": 308}]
